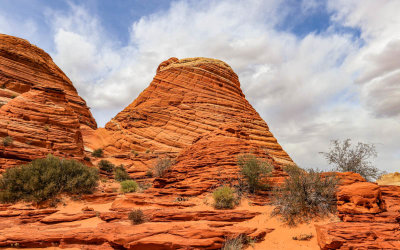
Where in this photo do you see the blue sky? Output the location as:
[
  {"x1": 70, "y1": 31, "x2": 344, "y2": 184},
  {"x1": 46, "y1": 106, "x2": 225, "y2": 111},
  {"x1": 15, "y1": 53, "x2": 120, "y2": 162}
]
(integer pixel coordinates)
[{"x1": 0, "y1": 0, "x2": 399, "y2": 172}]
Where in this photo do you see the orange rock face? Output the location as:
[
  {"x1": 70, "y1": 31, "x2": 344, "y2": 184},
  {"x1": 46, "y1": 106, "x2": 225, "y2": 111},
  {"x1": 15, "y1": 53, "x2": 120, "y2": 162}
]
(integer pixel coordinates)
[
  {"x1": 84, "y1": 57, "x2": 293, "y2": 191},
  {"x1": 337, "y1": 182, "x2": 386, "y2": 214},
  {"x1": 0, "y1": 34, "x2": 96, "y2": 170},
  {"x1": 316, "y1": 181, "x2": 400, "y2": 249},
  {"x1": 94, "y1": 57, "x2": 291, "y2": 161}
]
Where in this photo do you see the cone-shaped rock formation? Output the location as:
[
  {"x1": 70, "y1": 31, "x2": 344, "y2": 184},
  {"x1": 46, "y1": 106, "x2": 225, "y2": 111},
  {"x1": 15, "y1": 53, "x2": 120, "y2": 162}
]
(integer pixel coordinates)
[
  {"x1": 86, "y1": 57, "x2": 293, "y2": 191},
  {"x1": 104, "y1": 57, "x2": 291, "y2": 164}
]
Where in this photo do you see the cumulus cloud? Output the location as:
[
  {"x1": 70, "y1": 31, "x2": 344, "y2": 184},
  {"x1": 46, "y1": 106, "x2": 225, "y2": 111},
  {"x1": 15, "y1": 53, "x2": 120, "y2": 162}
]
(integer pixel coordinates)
[{"x1": 1, "y1": 0, "x2": 399, "y2": 172}]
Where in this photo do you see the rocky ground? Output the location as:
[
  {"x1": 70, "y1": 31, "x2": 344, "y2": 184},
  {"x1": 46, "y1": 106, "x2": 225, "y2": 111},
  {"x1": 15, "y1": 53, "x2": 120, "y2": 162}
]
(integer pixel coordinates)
[
  {"x1": 1, "y1": 171, "x2": 399, "y2": 249},
  {"x1": 0, "y1": 180, "x2": 328, "y2": 250}
]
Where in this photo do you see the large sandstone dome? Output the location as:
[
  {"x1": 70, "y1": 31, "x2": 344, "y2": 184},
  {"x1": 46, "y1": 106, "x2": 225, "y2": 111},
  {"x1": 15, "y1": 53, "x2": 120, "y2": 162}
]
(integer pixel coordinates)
[
  {"x1": 0, "y1": 34, "x2": 96, "y2": 170},
  {"x1": 84, "y1": 57, "x2": 293, "y2": 190},
  {"x1": 105, "y1": 57, "x2": 291, "y2": 163}
]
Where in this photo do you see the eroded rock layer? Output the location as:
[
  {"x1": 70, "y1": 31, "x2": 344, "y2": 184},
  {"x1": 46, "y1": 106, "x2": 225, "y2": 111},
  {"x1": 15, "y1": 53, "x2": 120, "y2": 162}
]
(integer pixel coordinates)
[
  {"x1": 0, "y1": 34, "x2": 96, "y2": 170},
  {"x1": 316, "y1": 180, "x2": 400, "y2": 249},
  {"x1": 91, "y1": 57, "x2": 292, "y2": 172}
]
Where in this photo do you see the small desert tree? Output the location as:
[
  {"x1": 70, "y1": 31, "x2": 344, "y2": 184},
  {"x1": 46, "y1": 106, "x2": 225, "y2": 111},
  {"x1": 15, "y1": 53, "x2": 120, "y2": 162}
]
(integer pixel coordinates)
[{"x1": 320, "y1": 139, "x2": 380, "y2": 181}]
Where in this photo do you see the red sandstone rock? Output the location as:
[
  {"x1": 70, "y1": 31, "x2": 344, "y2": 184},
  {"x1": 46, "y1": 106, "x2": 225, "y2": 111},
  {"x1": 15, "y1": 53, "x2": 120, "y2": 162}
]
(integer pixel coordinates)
[
  {"x1": 316, "y1": 222, "x2": 400, "y2": 249},
  {"x1": 100, "y1": 209, "x2": 260, "y2": 223},
  {"x1": 0, "y1": 34, "x2": 96, "y2": 170},
  {"x1": 153, "y1": 124, "x2": 287, "y2": 196},
  {"x1": 322, "y1": 171, "x2": 366, "y2": 185},
  {"x1": 83, "y1": 57, "x2": 292, "y2": 170},
  {"x1": 0, "y1": 221, "x2": 271, "y2": 249},
  {"x1": 337, "y1": 182, "x2": 386, "y2": 214},
  {"x1": 316, "y1": 180, "x2": 400, "y2": 249},
  {"x1": 40, "y1": 212, "x2": 96, "y2": 224},
  {"x1": 80, "y1": 57, "x2": 295, "y2": 198}
]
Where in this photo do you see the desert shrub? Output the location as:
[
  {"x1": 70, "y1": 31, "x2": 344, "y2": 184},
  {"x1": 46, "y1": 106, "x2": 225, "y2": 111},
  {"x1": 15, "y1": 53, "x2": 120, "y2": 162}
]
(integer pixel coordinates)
[
  {"x1": 292, "y1": 233, "x2": 313, "y2": 241},
  {"x1": 320, "y1": 139, "x2": 380, "y2": 181},
  {"x1": 92, "y1": 148, "x2": 103, "y2": 158},
  {"x1": 271, "y1": 169, "x2": 338, "y2": 226},
  {"x1": 83, "y1": 156, "x2": 91, "y2": 161},
  {"x1": 120, "y1": 180, "x2": 138, "y2": 193},
  {"x1": 153, "y1": 157, "x2": 173, "y2": 177},
  {"x1": 283, "y1": 164, "x2": 304, "y2": 176},
  {"x1": 131, "y1": 150, "x2": 139, "y2": 156},
  {"x1": 213, "y1": 186, "x2": 236, "y2": 209},
  {"x1": 114, "y1": 165, "x2": 131, "y2": 182},
  {"x1": 145, "y1": 169, "x2": 153, "y2": 177},
  {"x1": 2, "y1": 136, "x2": 13, "y2": 146},
  {"x1": 174, "y1": 196, "x2": 189, "y2": 202},
  {"x1": 138, "y1": 182, "x2": 151, "y2": 191},
  {"x1": 223, "y1": 235, "x2": 244, "y2": 250},
  {"x1": 98, "y1": 160, "x2": 115, "y2": 173},
  {"x1": 0, "y1": 155, "x2": 98, "y2": 203},
  {"x1": 237, "y1": 154, "x2": 273, "y2": 193},
  {"x1": 128, "y1": 209, "x2": 145, "y2": 224}
]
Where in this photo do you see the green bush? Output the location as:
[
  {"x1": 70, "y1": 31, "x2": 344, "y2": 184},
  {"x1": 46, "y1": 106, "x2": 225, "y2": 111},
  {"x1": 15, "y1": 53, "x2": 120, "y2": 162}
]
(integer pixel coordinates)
[
  {"x1": 213, "y1": 186, "x2": 236, "y2": 209},
  {"x1": 153, "y1": 157, "x2": 173, "y2": 177},
  {"x1": 92, "y1": 148, "x2": 103, "y2": 158},
  {"x1": 98, "y1": 160, "x2": 115, "y2": 173},
  {"x1": 114, "y1": 165, "x2": 131, "y2": 182},
  {"x1": 2, "y1": 136, "x2": 13, "y2": 146},
  {"x1": 237, "y1": 154, "x2": 273, "y2": 193},
  {"x1": 271, "y1": 168, "x2": 338, "y2": 226},
  {"x1": 0, "y1": 155, "x2": 98, "y2": 203},
  {"x1": 120, "y1": 180, "x2": 138, "y2": 193},
  {"x1": 128, "y1": 209, "x2": 145, "y2": 224}
]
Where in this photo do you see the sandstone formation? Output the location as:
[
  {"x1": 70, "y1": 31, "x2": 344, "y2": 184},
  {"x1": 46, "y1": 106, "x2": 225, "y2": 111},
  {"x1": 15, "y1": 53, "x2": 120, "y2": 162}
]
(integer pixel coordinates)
[
  {"x1": 336, "y1": 182, "x2": 386, "y2": 214},
  {"x1": 0, "y1": 34, "x2": 96, "y2": 170},
  {"x1": 316, "y1": 179, "x2": 400, "y2": 249},
  {"x1": 102, "y1": 57, "x2": 291, "y2": 164},
  {"x1": 83, "y1": 57, "x2": 293, "y2": 194},
  {"x1": 0, "y1": 191, "x2": 271, "y2": 249}
]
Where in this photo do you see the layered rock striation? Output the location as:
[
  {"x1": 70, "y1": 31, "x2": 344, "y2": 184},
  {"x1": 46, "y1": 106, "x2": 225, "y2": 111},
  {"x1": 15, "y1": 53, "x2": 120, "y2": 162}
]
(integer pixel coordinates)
[
  {"x1": 0, "y1": 34, "x2": 96, "y2": 170},
  {"x1": 84, "y1": 57, "x2": 293, "y2": 189},
  {"x1": 103, "y1": 57, "x2": 291, "y2": 164},
  {"x1": 84, "y1": 57, "x2": 294, "y2": 195}
]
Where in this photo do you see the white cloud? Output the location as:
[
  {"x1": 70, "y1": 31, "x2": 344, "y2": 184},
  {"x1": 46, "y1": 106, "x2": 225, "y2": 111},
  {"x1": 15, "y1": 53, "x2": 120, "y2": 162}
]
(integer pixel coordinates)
[
  {"x1": 1, "y1": 0, "x2": 399, "y2": 172},
  {"x1": 329, "y1": 0, "x2": 400, "y2": 119}
]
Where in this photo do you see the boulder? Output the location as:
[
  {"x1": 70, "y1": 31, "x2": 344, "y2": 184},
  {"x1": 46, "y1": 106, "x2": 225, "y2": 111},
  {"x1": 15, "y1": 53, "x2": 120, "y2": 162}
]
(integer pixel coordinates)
[{"x1": 337, "y1": 182, "x2": 386, "y2": 214}]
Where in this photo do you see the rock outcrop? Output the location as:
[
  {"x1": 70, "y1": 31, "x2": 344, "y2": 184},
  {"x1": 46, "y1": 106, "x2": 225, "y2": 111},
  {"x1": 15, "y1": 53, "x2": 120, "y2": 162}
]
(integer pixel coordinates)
[
  {"x1": 103, "y1": 57, "x2": 291, "y2": 164},
  {"x1": 0, "y1": 34, "x2": 96, "y2": 170},
  {"x1": 316, "y1": 181, "x2": 400, "y2": 249},
  {"x1": 84, "y1": 57, "x2": 293, "y2": 192}
]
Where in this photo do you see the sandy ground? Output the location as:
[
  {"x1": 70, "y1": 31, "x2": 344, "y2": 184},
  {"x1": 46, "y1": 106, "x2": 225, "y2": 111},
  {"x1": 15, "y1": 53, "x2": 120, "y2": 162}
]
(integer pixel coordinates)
[{"x1": 191, "y1": 193, "x2": 335, "y2": 249}]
